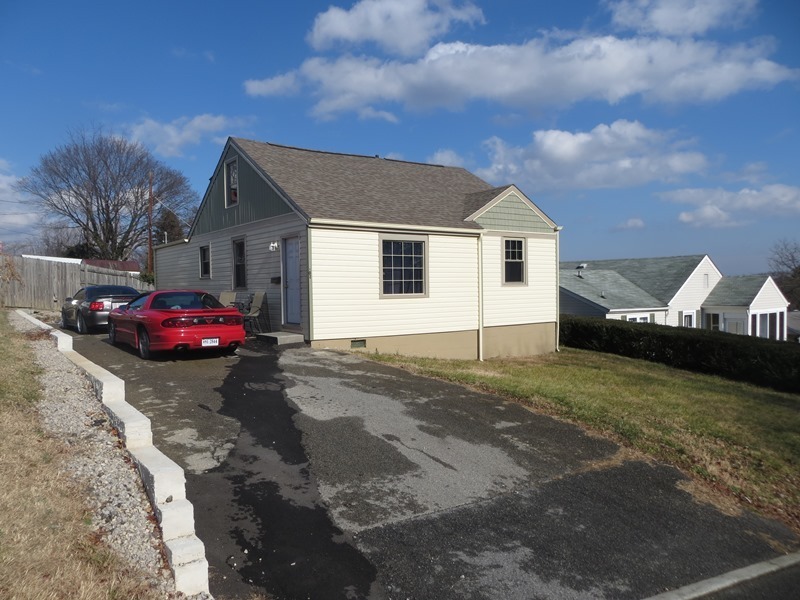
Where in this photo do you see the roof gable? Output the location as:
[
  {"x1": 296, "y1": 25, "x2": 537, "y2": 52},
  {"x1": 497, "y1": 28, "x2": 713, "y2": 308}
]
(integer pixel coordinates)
[
  {"x1": 561, "y1": 255, "x2": 709, "y2": 303},
  {"x1": 231, "y1": 138, "x2": 493, "y2": 231},
  {"x1": 467, "y1": 185, "x2": 556, "y2": 233},
  {"x1": 704, "y1": 275, "x2": 788, "y2": 308}
]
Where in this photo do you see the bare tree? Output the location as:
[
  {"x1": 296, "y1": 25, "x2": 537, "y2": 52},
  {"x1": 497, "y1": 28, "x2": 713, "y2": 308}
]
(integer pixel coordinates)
[
  {"x1": 768, "y1": 238, "x2": 800, "y2": 310},
  {"x1": 16, "y1": 128, "x2": 198, "y2": 261}
]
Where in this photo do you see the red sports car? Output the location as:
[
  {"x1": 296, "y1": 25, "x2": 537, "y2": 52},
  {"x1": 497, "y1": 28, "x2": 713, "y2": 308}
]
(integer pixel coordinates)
[{"x1": 108, "y1": 290, "x2": 246, "y2": 359}]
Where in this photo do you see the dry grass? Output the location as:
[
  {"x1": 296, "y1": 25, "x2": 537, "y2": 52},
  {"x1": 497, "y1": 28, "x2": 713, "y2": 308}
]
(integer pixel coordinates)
[
  {"x1": 0, "y1": 311, "x2": 166, "y2": 600},
  {"x1": 369, "y1": 347, "x2": 800, "y2": 535}
]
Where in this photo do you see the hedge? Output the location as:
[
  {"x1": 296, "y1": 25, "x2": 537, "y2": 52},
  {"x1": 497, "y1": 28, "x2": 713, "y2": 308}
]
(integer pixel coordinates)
[{"x1": 559, "y1": 315, "x2": 800, "y2": 394}]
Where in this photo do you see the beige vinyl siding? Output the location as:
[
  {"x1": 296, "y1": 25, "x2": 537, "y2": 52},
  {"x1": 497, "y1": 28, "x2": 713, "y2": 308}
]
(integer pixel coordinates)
[
  {"x1": 482, "y1": 234, "x2": 557, "y2": 327},
  {"x1": 155, "y1": 212, "x2": 307, "y2": 335},
  {"x1": 666, "y1": 256, "x2": 722, "y2": 327},
  {"x1": 751, "y1": 279, "x2": 789, "y2": 311},
  {"x1": 310, "y1": 228, "x2": 478, "y2": 340}
]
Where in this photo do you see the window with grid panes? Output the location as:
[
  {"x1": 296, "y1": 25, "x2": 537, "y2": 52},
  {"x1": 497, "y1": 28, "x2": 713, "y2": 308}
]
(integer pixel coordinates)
[
  {"x1": 382, "y1": 239, "x2": 425, "y2": 295},
  {"x1": 504, "y1": 238, "x2": 525, "y2": 283}
]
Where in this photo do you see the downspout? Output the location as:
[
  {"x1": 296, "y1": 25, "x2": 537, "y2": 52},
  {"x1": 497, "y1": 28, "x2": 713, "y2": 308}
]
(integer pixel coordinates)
[
  {"x1": 307, "y1": 228, "x2": 314, "y2": 341},
  {"x1": 554, "y1": 225, "x2": 563, "y2": 351},
  {"x1": 478, "y1": 232, "x2": 484, "y2": 361}
]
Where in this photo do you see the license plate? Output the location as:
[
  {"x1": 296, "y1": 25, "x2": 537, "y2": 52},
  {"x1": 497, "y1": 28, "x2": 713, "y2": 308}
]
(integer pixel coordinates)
[{"x1": 202, "y1": 338, "x2": 219, "y2": 347}]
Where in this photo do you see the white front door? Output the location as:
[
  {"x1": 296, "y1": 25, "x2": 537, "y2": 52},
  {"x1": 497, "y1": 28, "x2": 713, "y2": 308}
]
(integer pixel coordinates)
[{"x1": 283, "y1": 237, "x2": 301, "y2": 324}]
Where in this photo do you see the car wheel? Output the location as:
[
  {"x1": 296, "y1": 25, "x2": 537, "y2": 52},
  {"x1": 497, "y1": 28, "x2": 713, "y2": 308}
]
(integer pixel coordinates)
[
  {"x1": 108, "y1": 322, "x2": 117, "y2": 345},
  {"x1": 137, "y1": 327, "x2": 152, "y2": 360},
  {"x1": 76, "y1": 313, "x2": 87, "y2": 334}
]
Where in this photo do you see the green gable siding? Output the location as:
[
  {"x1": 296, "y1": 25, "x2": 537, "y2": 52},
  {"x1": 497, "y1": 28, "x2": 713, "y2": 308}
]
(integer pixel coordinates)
[
  {"x1": 192, "y1": 147, "x2": 293, "y2": 235},
  {"x1": 475, "y1": 193, "x2": 552, "y2": 233}
]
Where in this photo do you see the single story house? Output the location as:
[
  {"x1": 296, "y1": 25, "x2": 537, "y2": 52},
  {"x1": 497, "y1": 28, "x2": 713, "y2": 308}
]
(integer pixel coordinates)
[
  {"x1": 154, "y1": 137, "x2": 561, "y2": 359},
  {"x1": 560, "y1": 255, "x2": 789, "y2": 341}
]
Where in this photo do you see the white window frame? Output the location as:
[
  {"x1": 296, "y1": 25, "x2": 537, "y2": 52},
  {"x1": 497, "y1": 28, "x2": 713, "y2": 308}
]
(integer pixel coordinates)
[
  {"x1": 225, "y1": 157, "x2": 239, "y2": 208},
  {"x1": 503, "y1": 237, "x2": 526, "y2": 285},
  {"x1": 379, "y1": 234, "x2": 428, "y2": 298},
  {"x1": 232, "y1": 238, "x2": 246, "y2": 289},
  {"x1": 199, "y1": 245, "x2": 211, "y2": 278}
]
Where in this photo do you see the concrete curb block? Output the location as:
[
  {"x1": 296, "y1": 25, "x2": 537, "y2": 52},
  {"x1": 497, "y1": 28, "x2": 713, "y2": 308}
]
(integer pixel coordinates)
[
  {"x1": 14, "y1": 309, "x2": 211, "y2": 597},
  {"x1": 643, "y1": 551, "x2": 800, "y2": 599}
]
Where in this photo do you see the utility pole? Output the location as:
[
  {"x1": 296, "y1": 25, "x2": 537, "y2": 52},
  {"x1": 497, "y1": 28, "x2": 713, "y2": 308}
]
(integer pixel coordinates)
[{"x1": 147, "y1": 171, "x2": 153, "y2": 273}]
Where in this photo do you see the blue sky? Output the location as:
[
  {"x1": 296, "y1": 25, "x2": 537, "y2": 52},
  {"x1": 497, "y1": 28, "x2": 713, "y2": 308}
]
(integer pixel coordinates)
[{"x1": 1, "y1": 0, "x2": 798, "y2": 274}]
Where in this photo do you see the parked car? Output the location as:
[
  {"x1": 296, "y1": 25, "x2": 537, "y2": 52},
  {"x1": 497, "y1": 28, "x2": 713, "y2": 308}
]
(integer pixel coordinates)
[
  {"x1": 61, "y1": 285, "x2": 140, "y2": 334},
  {"x1": 108, "y1": 290, "x2": 246, "y2": 359}
]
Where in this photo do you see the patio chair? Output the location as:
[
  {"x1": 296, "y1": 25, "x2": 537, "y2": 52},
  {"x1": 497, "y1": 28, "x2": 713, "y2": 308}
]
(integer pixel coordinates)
[
  {"x1": 218, "y1": 291, "x2": 245, "y2": 312},
  {"x1": 243, "y1": 292, "x2": 270, "y2": 335}
]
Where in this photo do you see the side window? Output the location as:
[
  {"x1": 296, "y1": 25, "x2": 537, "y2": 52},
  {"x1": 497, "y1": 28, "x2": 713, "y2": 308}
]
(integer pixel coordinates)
[
  {"x1": 503, "y1": 238, "x2": 525, "y2": 284},
  {"x1": 73, "y1": 289, "x2": 85, "y2": 301},
  {"x1": 225, "y1": 158, "x2": 239, "y2": 208},
  {"x1": 128, "y1": 295, "x2": 149, "y2": 311},
  {"x1": 233, "y1": 239, "x2": 247, "y2": 289},
  {"x1": 381, "y1": 237, "x2": 426, "y2": 296},
  {"x1": 199, "y1": 246, "x2": 211, "y2": 278}
]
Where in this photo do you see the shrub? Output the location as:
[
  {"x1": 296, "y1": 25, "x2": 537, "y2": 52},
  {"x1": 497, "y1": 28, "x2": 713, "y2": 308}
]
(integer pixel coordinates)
[{"x1": 560, "y1": 315, "x2": 800, "y2": 393}]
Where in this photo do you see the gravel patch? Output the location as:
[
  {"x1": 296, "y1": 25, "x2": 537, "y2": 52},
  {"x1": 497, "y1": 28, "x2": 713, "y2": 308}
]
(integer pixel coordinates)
[{"x1": 9, "y1": 310, "x2": 213, "y2": 600}]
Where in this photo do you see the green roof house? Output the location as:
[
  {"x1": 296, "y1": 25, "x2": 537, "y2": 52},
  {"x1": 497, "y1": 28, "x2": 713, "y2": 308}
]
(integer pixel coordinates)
[{"x1": 560, "y1": 256, "x2": 789, "y2": 340}]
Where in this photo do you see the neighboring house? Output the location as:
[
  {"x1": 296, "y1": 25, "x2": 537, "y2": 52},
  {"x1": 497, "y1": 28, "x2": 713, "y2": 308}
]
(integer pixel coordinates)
[
  {"x1": 560, "y1": 255, "x2": 789, "y2": 341},
  {"x1": 559, "y1": 266, "x2": 668, "y2": 324},
  {"x1": 22, "y1": 255, "x2": 141, "y2": 275},
  {"x1": 702, "y1": 275, "x2": 790, "y2": 339},
  {"x1": 154, "y1": 138, "x2": 561, "y2": 359}
]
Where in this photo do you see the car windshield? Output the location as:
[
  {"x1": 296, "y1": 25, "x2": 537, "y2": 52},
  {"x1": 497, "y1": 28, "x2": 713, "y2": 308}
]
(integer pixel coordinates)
[
  {"x1": 88, "y1": 285, "x2": 139, "y2": 299},
  {"x1": 150, "y1": 292, "x2": 225, "y2": 310}
]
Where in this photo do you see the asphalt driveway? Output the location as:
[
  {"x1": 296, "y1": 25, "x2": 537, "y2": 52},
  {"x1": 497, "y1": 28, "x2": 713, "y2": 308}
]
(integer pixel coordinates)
[{"x1": 66, "y1": 331, "x2": 798, "y2": 599}]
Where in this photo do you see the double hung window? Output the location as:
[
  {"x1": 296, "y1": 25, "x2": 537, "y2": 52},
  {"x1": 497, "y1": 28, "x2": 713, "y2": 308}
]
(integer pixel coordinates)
[
  {"x1": 233, "y1": 239, "x2": 246, "y2": 289},
  {"x1": 504, "y1": 238, "x2": 525, "y2": 284}
]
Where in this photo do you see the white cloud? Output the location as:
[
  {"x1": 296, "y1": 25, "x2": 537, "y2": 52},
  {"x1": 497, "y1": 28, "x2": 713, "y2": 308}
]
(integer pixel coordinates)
[
  {"x1": 607, "y1": 0, "x2": 758, "y2": 37},
  {"x1": 616, "y1": 217, "x2": 646, "y2": 229},
  {"x1": 678, "y1": 204, "x2": 739, "y2": 227},
  {"x1": 0, "y1": 162, "x2": 39, "y2": 241},
  {"x1": 427, "y1": 148, "x2": 466, "y2": 167},
  {"x1": 474, "y1": 119, "x2": 708, "y2": 192},
  {"x1": 307, "y1": 0, "x2": 484, "y2": 57},
  {"x1": 272, "y1": 34, "x2": 796, "y2": 119},
  {"x1": 358, "y1": 106, "x2": 399, "y2": 123},
  {"x1": 664, "y1": 183, "x2": 800, "y2": 227},
  {"x1": 244, "y1": 72, "x2": 301, "y2": 97},
  {"x1": 129, "y1": 114, "x2": 252, "y2": 157}
]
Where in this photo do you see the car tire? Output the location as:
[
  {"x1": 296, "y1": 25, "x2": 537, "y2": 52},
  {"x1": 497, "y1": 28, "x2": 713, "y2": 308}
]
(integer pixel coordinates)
[
  {"x1": 108, "y1": 322, "x2": 117, "y2": 345},
  {"x1": 137, "y1": 327, "x2": 152, "y2": 360},
  {"x1": 76, "y1": 313, "x2": 87, "y2": 334}
]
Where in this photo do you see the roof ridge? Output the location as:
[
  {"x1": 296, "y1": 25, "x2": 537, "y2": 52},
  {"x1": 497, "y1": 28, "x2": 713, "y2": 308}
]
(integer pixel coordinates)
[{"x1": 235, "y1": 137, "x2": 450, "y2": 168}]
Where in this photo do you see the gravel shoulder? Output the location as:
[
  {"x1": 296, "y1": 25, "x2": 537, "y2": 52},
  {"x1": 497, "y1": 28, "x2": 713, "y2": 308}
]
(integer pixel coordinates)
[{"x1": 9, "y1": 309, "x2": 210, "y2": 600}]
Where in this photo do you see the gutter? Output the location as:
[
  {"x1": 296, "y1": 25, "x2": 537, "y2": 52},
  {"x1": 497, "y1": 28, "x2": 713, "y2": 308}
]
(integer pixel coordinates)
[
  {"x1": 308, "y1": 218, "x2": 482, "y2": 237},
  {"x1": 555, "y1": 225, "x2": 563, "y2": 351}
]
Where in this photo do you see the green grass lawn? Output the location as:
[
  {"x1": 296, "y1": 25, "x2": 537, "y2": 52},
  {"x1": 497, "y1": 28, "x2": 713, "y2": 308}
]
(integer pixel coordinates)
[{"x1": 368, "y1": 347, "x2": 800, "y2": 534}]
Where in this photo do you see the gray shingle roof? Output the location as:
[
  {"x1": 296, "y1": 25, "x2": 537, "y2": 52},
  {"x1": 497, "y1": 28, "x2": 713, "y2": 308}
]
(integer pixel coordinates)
[
  {"x1": 560, "y1": 269, "x2": 665, "y2": 311},
  {"x1": 702, "y1": 275, "x2": 766, "y2": 306},
  {"x1": 560, "y1": 255, "x2": 708, "y2": 303},
  {"x1": 232, "y1": 138, "x2": 495, "y2": 230}
]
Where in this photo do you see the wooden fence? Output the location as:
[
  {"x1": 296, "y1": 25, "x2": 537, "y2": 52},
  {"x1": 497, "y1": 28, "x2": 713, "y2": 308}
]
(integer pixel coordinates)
[{"x1": 0, "y1": 256, "x2": 153, "y2": 311}]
